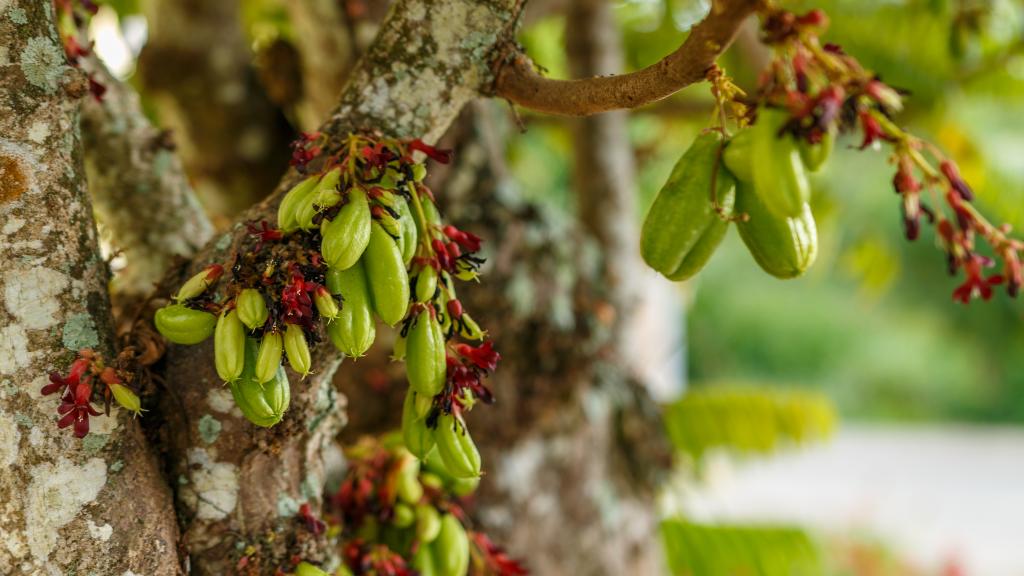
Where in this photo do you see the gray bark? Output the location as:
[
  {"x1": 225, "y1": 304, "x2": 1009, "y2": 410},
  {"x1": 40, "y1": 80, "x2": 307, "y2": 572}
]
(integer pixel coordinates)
[
  {"x1": 81, "y1": 57, "x2": 214, "y2": 298},
  {"x1": 0, "y1": 2, "x2": 179, "y2": 573}
]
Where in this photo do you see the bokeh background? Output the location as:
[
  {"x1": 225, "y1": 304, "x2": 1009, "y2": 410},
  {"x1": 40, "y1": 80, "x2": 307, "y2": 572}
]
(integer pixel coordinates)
[{"x1": 89, "y1": 0, "x2": 1024, "y2": 573}]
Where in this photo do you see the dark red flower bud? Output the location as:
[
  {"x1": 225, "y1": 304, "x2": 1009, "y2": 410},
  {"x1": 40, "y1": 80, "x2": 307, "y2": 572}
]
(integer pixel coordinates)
[{"x1": 940, "y1": 160, "x2": 974, "y2": 201}]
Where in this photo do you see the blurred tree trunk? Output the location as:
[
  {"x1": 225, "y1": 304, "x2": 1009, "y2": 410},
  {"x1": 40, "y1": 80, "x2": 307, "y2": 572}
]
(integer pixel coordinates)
[{"x1": 139, "y1": 0, "x2": 294, "y2": 220}]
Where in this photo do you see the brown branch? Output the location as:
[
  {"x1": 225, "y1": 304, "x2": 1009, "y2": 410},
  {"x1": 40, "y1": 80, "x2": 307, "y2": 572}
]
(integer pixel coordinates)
[{"x1": 494, "y1": 0, "x2": 761, "y2": 116}]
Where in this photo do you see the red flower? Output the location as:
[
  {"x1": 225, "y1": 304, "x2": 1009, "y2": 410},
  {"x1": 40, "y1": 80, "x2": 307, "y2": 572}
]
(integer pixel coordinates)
[
  {"x1": 454, "y1": 342, "x2": 500, "y2": 372},
  {"x1": 858, "y1": 110, "x2": 888, "y2": 149},
  {"x1": 952, "y1": 255, "x2": 1001, "y2": 304},
  {"x1": 443, "y1": 225, "x2": 482, "y2": 253},
  {"x1": 940, "y1": 160, "x2": 974, "y2": 201},
  {"x1": 297, "y1": 502, "x2": 326, "y2": 536},
  {"x1": 408, "y1": 139, "x2": 453, "y2": 164},
  {"x1": 57, "y1": 381, "x2": 101, "y2": 438},
  {"x1": 247, "y1": 220, "x2": 283, "y2": 252},
  {"x1": 472, "y1": 532, "x2": 530, "y2": 575}
]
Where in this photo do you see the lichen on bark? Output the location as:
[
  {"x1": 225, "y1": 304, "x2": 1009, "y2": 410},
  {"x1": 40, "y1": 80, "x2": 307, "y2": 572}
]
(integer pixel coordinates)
[{"x1": 0, "y1": 2, "x2": 179, "y2": 573}]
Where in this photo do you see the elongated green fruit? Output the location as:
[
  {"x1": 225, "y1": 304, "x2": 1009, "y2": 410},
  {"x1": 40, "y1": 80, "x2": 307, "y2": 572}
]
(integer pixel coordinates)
[
  {"x1": 799, "y1": 129, "x2": 834, "y2": 172},
  {"x1": 284, "y1": 323, "x2": 312, "y2": 377},
  {"x1": 735, "y1": 182, "x2": 818, "y2": 279},
  {"x1": 450, "y1": 476, "x2": 479, "y2": 497},
  {"x1": 413, "y1": 540, "x2": 438, "y2": 576},
  {"x1": 414, "y1": 267, "x2": 438, "y2": 303},
  {"x1": 640, "y1": 132, "x2": 736, "y2": 281},
  {"x1": 255, "y1": 331, "x2": 283, "y2": 383},
  {"x1": 458, "y1": 313, "x2": 484, "y2": 341},
  {"x1": 214, "y1": 309, "x2": 245, "y2": 382},
  {"x1": 406, "y1": 313, "x2": 446, "y2": 396},
  {"x1": 236, "y1": 288, "x2": 268, "y2": 330},
  {"x1": 277, "y1": 175, "x2": 319, "y2": 232},
  {"x1": 154, "y1": 304, "x2": 217, "y2": 344},
  {"x1": 393, "y1": 503, "x2": 415, "y2": 527},
  {"x1": 435, "y1": 513, "x2": 470, "y2": 576},
  {"x1": 109, "y1": 383, "x2": 142, "y2": 415},
  {"x1": 230, "y1": 337, "x2": 290, "y2": 427},
  {"x1": 396, "y1": 453, "x2": 424, "y2": 504},
  {"x1": 416, "y1": 504, "x2": 442, "y2": 543},
  {"x1": 297, "y1": 169, "x2": 341, "y2": 230},
  {"x1": 723, "y1": 129, "x2": 753, "y2": 182},
  {"x1": 325, "y1": 262, "x2": 376, "y2": 357},
  {"x1": 174, "y1": 264, "x2": 223, "y2": 302},
  {"x1": 397, "y1": 197, "x2": 419, "y2": 265},
  {"x1": 321, "y1": 186, "x2": 372, "y2": 270},
  {"x1": 751, "y1": 108, "x2": 810, "y2": 217},
  {"x1": 402, "y1": 390, "x2": 436, "y2": 459},
  {"x1": 436, "y1": 414, "x2": 481, "y2": 479},
  {"x1": 364, "y1": 221, "x2": 410, "y2": 325},
  {"x1": 313, "y1": 286, "x2": 340, "y2": 320}
]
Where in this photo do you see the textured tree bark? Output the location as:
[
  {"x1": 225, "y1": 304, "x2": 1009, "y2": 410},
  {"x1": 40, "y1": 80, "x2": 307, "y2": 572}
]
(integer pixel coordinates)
[
  {"x1": 81, "y1": 58, "x2": 214, "y2": 298},
  {"x1": 139, "y1": 0, "x2": 294, "y2": 219},
  {"x1": 0, "y1": 3, "x2": 179, "y2": 574},
  {"x1": 158, "y1": 2, "x2": 524, "y2": 573}
]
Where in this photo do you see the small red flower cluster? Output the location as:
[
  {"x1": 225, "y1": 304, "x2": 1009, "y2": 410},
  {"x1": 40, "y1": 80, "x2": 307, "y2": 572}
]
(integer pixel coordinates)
[
  {"x1": 290, "y1": 132, "x2": 324, "y2": 171},
  {"x1": 54, "y1": 0, "x2": 105, "y2": 102},
  {"x1": 43, "y1": 349, "x2": 139, "y2": 437},
  {"x1": 755, "y1": 7, "x2": 1024, "y2": 303},
  {"x1": 442, "y1": 342, "x2": 501, "y2": 414}
]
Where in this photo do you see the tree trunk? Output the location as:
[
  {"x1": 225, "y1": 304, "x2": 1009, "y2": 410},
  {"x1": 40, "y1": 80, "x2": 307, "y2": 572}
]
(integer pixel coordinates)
[{"x1": 0, "y1": 3, "x2": 179, "y2": 573}]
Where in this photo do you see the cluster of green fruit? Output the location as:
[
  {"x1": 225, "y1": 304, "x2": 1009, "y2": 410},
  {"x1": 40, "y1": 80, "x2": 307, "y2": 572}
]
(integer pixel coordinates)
[
  {"x1": 152, "y1": 135, "x2": 497, "y2": 483},
  {"x1": 641, "y1": 108, "x2": 828, "y2": 282},
  {"x1": 301, "y1": 436, "x2": 524, "y2": 576}
]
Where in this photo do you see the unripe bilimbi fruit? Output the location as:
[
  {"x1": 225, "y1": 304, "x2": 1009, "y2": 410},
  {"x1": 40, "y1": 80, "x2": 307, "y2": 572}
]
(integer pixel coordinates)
[
  {"x1": 235, "y1": 288, "x2": 268, "y2": 330},
  {"x1": 255, "y1": 331, "x2": 283, "y2": 384},
  {"x1": 435, "y1": 513, "x2": 470, "y2": 576},
  {"x1": 402, "y1": 390, "x2": 436, "y2": 459},
  {"x1": 230, "y1": 337, "x2": 290, "y2": 427},
  {"x1": 214, "y1": 309, "x2": 246, "y2": 382},
  {"x1": 640, "y1": 131, "x2": 736, "y2": 281},
  {"x1": 154, "y1": 304, "x2": 217, "y2": 344},
  {"x1": 406, "y1": 312, "x2": 446, "y2": 397},
  {"x1": 325, "y1": 262, "x2": 376, "y2": 357},
  {"x1": 363, "y1": 221, "x2": 410, "y2": 326},
  {"x1": 278, "y1": 176, "x2": 319, "y2": 232},
  {"x1": 435, "y1": 413, "x2": 481, "y2": 479},
  {"x1": 750, "y1": 108, "x2": 811, "y2": 218},
  {"x1": 284, "y1": 323, "x2": 312, "y2": 377},
  {"x1": 173, "y1": 264, "x2": 223, "y2": 302},
  {"x1": 321, "y1": 186, "x2": 371, "y2": 270},
  {"x1": 735, "y1": 182, "x2": 818, "y2": 279}
]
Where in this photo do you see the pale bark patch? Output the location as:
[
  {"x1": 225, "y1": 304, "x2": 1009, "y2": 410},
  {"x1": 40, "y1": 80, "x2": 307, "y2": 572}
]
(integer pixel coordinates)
[
  {"x1": 24, "y1": 457, "x2": 107, "y2": 562},
  {"x1": 3, "y1": 267, "x2": 71, "y2": 331}
]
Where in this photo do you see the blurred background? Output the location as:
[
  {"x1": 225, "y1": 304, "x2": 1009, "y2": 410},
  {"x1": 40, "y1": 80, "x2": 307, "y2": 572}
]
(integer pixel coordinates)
[{"x1": 87, "y1": 0, "x2": 1024, "y2": 574}]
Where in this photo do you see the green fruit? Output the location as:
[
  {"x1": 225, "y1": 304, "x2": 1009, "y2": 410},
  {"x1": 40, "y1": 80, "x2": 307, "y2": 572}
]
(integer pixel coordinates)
[
  {"x1": 255, "y1": 331, "x2": 283, "y2": 383},
  {"x1": 723, "y1": 129, "x2": 753, "y2": 182},
  {"x1": 235, "y1": 288, "x2": 268, "y2": 331},
  {"x1": 313, "y1": 286, "x2": 340, "y2": 320},
  {"x1": 735, "y1": 182, "x2": 818, "y2": 279},
  {"x1": 751, "y1": 108, "x2": 810, "y2": 217},
  {"x1": 435, "y1": 514, "x2": 470, "y2": 576},
  {"x1": 397, "y1": 197, "x2": 419, "y2": 265},
  {"x1": 154, "y1": 304, "x2": 217, "y2": 345},
  {"x1": 214, "y1": 309, "x2": 245, "y2": 382},
  {"x1": 294, "y1": 562, "x2": 330, "y2": 576},
  {"x1": 363, "y1": 221, "x2": 410, "y2": 326},
  {"x1": 416, "y1": 504, "x2": 442, "y2": 543},
  {"x1": 640, "y1": 131, "x2": 736, "y2": 281},
  {"x1": 414, "y1": 267, "x2": 438, "y2": 303},
  {"x1": 230, "y1": 337, "x2": 290, "y2": 427},
  {"x1": 393, "y1": 503, "x2": 416, "y2": 527},
  {"x1": 297, "y1": 169, "x2": 341, "y2": 230},
  {"x1": 799, "y1": 129, "x2": 834, "y2": 172},
  {"x1": 284, "y1": 323, "x2": 312, "y2": 377},
  {"x1": 435, "y1": 414, "x2": 481, "y2": 479},
  {"x1": 406, "y1": 313, "x2": 446, "y2": 396},
  {"x1": 277, "y1": 176, "x2": 319, "y2": 232},
  {"x1": 321, "y1": 186, "x2": 371, "y2": 270},
  {"x1": 173, "y1": 264, "x2": 223, "y2": 302},
  {"x1": 413, "y1": 542, "x2": 438, "y2": 576},
  {"x1": 109, "y1": 383, "x2": 142, "y2": 415},
  {"x1": 450, "y1": 476, "x2": 479, "y2": 497},
  {"x1": 396, "y1": 453, "x2": 424, "y2": 504},
  {"x1": 402, "y1": 390, "x2": 436, "y2": 459},
  {"x1": 325, "y1": 262, "x2": 376, "y2": 357}
]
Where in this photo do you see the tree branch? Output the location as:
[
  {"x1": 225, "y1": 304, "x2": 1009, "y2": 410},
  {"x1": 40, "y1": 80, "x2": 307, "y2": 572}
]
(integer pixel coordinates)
[
  {"x1": 81, "y1": 58, "x2": 214, "y2": 298},
  {"x1": 493, "y1": 0, "x2": 760, "y2": 116}
]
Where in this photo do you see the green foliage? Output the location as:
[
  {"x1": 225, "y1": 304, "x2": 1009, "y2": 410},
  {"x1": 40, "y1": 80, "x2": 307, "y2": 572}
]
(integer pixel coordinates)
[
  {"x1": 664, "y1": 387, "x2": 836, "y2": 459},
  {"x1": 661, "y1": 518, "x2": 822, "y2": 576}
]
